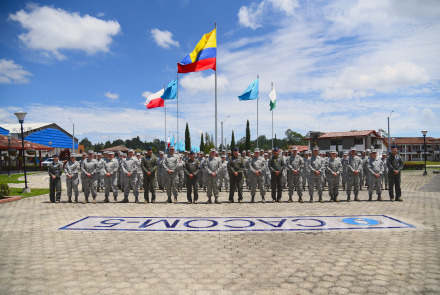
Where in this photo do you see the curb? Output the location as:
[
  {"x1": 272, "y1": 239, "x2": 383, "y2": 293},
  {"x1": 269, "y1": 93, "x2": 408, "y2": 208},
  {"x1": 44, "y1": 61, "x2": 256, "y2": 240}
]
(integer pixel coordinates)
[{"x1": 0, "y1": 196, "x2": 22, "y2": 204}]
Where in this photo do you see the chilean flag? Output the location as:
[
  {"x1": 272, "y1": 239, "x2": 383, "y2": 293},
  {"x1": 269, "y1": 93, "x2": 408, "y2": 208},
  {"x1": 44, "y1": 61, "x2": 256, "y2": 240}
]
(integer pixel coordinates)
[{"x1": 145, "y1": 89, "x2": 165, "y2": 109}]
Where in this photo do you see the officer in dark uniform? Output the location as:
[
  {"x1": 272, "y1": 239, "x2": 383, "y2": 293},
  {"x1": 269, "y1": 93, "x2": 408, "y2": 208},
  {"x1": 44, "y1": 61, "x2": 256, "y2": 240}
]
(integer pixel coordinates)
[
  {"x1": 184, "y1": 151, "x2": 201, "y2": 204},
  {"x1": 227, "y1": 147, "x2": 245, "y2": 203},
  {"x1": 48, "y1": 153, "x2": 63, "y2": 203},
  {"x1": 141, "y1": 146, "x2": 158, "y2": 203},
  {"x1": 387, "y1": 146, "x2": 404, "y2": 201},
  {"x1": 269, "y1": 147, "x2": 286, "y2": 202}
]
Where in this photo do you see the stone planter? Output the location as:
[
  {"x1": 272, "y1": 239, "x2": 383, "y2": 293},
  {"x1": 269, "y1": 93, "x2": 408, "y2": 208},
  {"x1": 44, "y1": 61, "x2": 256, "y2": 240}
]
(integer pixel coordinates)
[
  {"x1": 8, "y1": 148, "x2": 17, "y2": 156},
  {"x1": 26, "y1": 149, "x2": 36, "y2": 156}
]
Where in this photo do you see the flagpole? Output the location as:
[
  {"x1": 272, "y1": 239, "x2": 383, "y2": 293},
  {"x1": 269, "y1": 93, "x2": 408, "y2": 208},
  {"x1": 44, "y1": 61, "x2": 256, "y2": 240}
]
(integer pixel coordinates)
[
  {"x1": 164, "y1": 84, "x2": 167, "y2": 151},
  {"x1": 257, "y1": 74, "x2": 259, "y2": 150},
  {"x1": 177, "y1": 73, "x2": 179, "y2": 151},
  {"x1": 271, "y1": 82, "x2": 273, "y2": 149},
  {"x1": 215, "y1": 23, "x2": 218, "y2": 151}
]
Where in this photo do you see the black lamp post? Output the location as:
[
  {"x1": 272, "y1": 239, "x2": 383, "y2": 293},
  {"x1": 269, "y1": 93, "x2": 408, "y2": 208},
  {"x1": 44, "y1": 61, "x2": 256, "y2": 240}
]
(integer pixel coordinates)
[
  {"x1": 421, "y1": 130, "x2": 428, "y2": 176},
  {"x1": 7, "y1": 134, "x2": 11, "y2": 177},
  {"x1": 14, "y1": 111, "x2": 31, "y2": 193}
]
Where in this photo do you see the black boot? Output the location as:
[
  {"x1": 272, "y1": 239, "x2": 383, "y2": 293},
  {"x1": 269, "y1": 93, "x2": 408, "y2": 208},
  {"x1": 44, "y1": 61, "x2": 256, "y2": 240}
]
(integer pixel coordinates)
[
  {"x1": 347, "y1": 195, "x2": 351, "y2": 202},
  {"x1": 369, "y1": 194, "x2": 373, "y2": 201},
  {"x1": 334, "y1": 194, "x2": 339, "y2": 202},
  {"x1": 298, "y1": 196, "x2": 303, "y2": 203},
  {"x1": 319, "y1": 195, "x2": 324, "y2": 203},
  {"x1": 288, "y1": 196, "x2": 292, "y2": 203},
  {"x1": 251, "y1": 196, "x2": 255, "y2": 203},
  {"x1": 330, "y1": 195, "x2": 334, "y2": 202},
  {"x1": 215, "y1": 196, "x2": 221, "y2": 204},
  {"x1": 378, "y1": 194, "x2": 383, "y2": 202},
  {"x1": 354, "y1": 195, "x2": 361, "y2": 202},
  {"x1": 120, "y1": 196, "x2": 129, "y2": 203},
  {"x1": 310, "y1": 196, "x2": 314, "y2": 203}
]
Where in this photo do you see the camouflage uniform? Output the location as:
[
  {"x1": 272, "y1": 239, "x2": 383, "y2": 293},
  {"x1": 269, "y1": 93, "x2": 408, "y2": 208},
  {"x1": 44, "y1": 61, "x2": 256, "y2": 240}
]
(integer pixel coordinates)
[
  {"x1": 197, "y1": 155, "x2": 204, "y2": 189},
  {"x1": 366, "y1": 156, "x2": 384, "y2": 200},
  {"x1": 136, "y1": 155, "x2": 143, "y2": 190},
  {"x1": 217, "y1": 159, "x2": 229, "y2": 190},
  {"x1": 341, "y1": 156, "x2": 348, "y2": 189},
  {"x1": 64, "y1": 159, "x2": 80, "y2": 202},
  {"x1": 157, "y1": 153, "x2": 165, "y2": 190},
  {"x1": 121, "y1": 155, "x2": 139, "y2": 202},
  {"x1": 263, "y1": 156, "x2": 271, "y2": 189},
  {"x1": 177, "y1": 156, "x2": 185, "y2": 190},
  {"x1": 48, "y1": 160, "x2": 63, "y2": 203},
  {"x1": 302, "y1": 154, "x2": 310, "y2": 190},
  {"x1": 387, "y1": 153, "x2": 404, "y2": 201},
  {"x1": 346, "y1": 153, "x2": 362, "y2": 201},
  {"x1": 269, "y1": 153, "x2": 286, "y2": 202},
  {"x1": 80, "y1": 156, "x2": 87, "y2": 192},
  {"x1": 184, "y1": 157, "x2": 201, "y2": 203},
  {"x1": 205, "y1": 153, "x2": 222, "y2": 203},
  {"x1": 307, "y1": 154, "x2": 325, "y2": 202},
  {"x1": 287, "y1": 154, "x2": 304, "y2": 202},
  {"x1": 141, "y1": 153, "x2": 158, "y2": 203},
  {"x1": 97, "y1": 157, "x2": 105, "y2": 191},
  {"x1": 249, "y1": 154, "x2": 267, "y2": 202},
  {"x1": 360, "y1": 155, "x2": 367, "y2": 189},
  {"x1": 81, "y1": 158, "x2": 99, "y2": 202},
  {"x1": 228, "y1": 154, "x2": 245, "y2": 202},
  {"x1": 104, "y1": 157, "x2": 119, "y2": 202},
  {"x1": 118, "y1": 155, "x2": 124, "y2": 191},
  {"x1": 162, "y1": 152, "x2": 180, "y2": 203},
  {"x1": 380, "y1": 156, "x2": 389, "y2": 189},
  {"x1": 326, "y1": 156, "x2": 342, "y2": 201}
]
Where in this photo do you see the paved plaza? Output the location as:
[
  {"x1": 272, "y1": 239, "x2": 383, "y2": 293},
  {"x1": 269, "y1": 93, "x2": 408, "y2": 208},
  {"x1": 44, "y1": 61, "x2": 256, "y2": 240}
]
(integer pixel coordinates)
[{"x1": 1, "y1": 171, "x2": 439, "y2": 294}]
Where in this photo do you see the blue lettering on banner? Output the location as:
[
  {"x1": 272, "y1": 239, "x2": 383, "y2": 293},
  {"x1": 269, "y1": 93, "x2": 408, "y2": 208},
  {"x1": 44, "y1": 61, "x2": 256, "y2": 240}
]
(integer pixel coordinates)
[{"x1": 59, "y1": 215, "x2": 416, "y2": 232}]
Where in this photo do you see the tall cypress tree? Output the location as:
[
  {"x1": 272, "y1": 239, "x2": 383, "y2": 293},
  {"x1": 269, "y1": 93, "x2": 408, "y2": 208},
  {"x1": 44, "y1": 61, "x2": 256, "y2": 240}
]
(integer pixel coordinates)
[
  {"x1": 231, "y1": 130, "x2": 236, "y2": 151},
  {"x1": 200, "y1": 133, "x2": 205, "y2": 153},
  {"x1": 245, "y1": 120, "x2": 251, "y2": 151},
  {"x1": 185, "y1": 123, "x2": 190, "y2": 151},
  {"x1": 274, "y1": 133, "x2": 278, "y2": 148}
]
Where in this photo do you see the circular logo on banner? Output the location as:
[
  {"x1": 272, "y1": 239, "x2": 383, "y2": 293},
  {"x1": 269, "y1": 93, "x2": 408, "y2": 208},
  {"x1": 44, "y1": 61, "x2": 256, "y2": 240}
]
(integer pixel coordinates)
[{"x1": 341, "y1": 218, "x2": 382, "y2": 226}]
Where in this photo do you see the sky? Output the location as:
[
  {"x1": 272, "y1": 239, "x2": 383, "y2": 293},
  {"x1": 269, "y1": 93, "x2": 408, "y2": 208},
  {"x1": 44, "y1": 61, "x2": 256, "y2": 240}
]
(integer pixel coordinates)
[{"x1": 0, "y1": 0, "x2": 439, "y2": 147}]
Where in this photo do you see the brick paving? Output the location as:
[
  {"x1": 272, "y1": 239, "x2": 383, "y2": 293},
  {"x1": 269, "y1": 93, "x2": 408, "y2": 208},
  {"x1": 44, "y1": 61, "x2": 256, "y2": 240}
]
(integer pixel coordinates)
[{"x1": 0, "y1": 171, "x2": 439, "y2": 294}]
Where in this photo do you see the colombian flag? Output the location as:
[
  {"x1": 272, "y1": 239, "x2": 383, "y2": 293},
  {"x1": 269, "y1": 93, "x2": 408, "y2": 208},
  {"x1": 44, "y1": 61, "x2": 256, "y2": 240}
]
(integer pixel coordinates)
[{"x1": 178, "y1": 29, "x2": 216, "y2": 73}]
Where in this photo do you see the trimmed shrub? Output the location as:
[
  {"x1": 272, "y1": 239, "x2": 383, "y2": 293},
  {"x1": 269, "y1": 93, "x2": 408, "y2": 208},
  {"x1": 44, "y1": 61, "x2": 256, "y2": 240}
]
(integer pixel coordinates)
[
  {"x1": 0, "y1": 183, "x2": 10, "y2": 198},
  {"x1": 403, "y1": 162, "x2": 425, "y2": 170}
]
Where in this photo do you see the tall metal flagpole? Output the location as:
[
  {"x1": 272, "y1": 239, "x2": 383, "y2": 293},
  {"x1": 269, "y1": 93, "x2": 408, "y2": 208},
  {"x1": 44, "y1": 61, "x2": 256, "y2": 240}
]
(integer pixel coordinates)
[
  {"x1": 177, "y1": 73, "x2": 179, "y2": 151},
  {"x1": 271, "y1": 82, "x2": 273, "y2": 149},
  {"x1": 257, "y1": 74, "x2": 259, "y2": 150},
  {"x1": 164, "y1": 84, "x2": 167, "y2": 151},
  {"x1": 215, "y1": 23, "x2": 218, "y2": 151}
]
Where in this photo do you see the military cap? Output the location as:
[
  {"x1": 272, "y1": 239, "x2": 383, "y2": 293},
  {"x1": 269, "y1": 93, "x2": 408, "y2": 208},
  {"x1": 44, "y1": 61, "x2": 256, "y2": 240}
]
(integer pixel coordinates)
[
  {"x1": 254, "y1": 148, "x2": 260, "y2": 152},
  {"x1": 382, "y1": 153, "x2": 387, "y2": 156},
  {"x1": 128, "y1": 149, "x2": 134, "y2": 153},
  {"x1": 330, "y1": 150, "x2": 337, "y2": 154},
  {"x1": 146, "y1": 146, "x2": 152, "y2": 151},
  {"x1": 366, "y1": 149, "x2": 371, "y2": 152},
  {"x1": 189, "y1": 151, "x2": 195, "y2": 155},
  {"x1": 362, "y1": 150, "x2": 366, "y2": 153},
  {"x1": 356, "y1": 152, "x2": 361, "y2": 155},
  {"x1": 210, "y1": 148, "x2": 216, "y2": 153},
  {"x1": 98, "y1": 153, "x2": 102, "y2": 156},
  {"x1": 233, "y1": 147, "x2": 239, "y2": 152},
  {"x1": 136, "y1": 153, "x2": 140, "y2": 156},
  {"x1": 264, "y1": 153, "x2": 268, "y2": 156},
  {"x1": 391, "y1": 145, "x2": 397, "y2": 149},
  {"x1": 350, "y1": 147, "x2": 356, "y2": 151},
  {"x1": 227, "y1": 150, "x2": 231, "y2": 153},
  {"x1": 251, "y1": 153, "x2": 254, "y2": 156},
  {"x1": 118, "y1": 151, "x2": 123, "y2": 154},
  {"x1": 88, "y1": 150, "x2": 94, "y2": 154},
  {"x1": 247, "y1": 150, "x2": 251, "y2": 152},
  {"x1": 53, "y1": 153, "x2": 59, "y2": 157},
  {"x1": 273, "y1": 147, "x2": 279, "y2": 151},
  {"x1": 108, "y1": 151, "x2": 114, "y2": 155},
  {"x1": 82, "y1": 153, "x2": 87, "y2": 156},
  {"x1": 313, "y1": 146, "x2": 319, "y2": 151},
  {"x1": 343, "y1": 151, "x2": 348, "y2": 155},
  {"x1": 242, "y1": 151, "x2": 246, "y2": 154},
  {"x1": 371, "y1": 149, "x2": 377, "y2": 153},
  {"x1": 159, "y1": 151, "x2": 164, "y2": 154},
  {"x1": 222, "y1": 155, "x2": 226, "y2": 158},
  {"x1": 169, "y1": 145, "x2": 175, "y2": 150},
  {"x1": 70, "y1": 153, "x2": 76, "y2": 157},
  {"x1": 291, "y1": 147, "x2": 298, "y2": 151}
]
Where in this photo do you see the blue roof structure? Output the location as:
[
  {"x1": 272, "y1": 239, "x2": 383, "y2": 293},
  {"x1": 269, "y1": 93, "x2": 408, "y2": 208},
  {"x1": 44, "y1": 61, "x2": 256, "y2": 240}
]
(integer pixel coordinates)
[
  {"x1": 0, "y1": 127, "x2": 9, "y2": 136},
  {"x1": 25, "y1": 128, "x2": 78, "y2": 149}
]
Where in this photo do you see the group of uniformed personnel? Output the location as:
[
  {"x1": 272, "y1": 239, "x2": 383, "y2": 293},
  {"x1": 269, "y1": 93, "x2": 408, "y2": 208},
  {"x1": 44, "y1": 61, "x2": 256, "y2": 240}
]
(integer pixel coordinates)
[{"x1": 48, "y1": 143, "x2": 404, "y2": 204}]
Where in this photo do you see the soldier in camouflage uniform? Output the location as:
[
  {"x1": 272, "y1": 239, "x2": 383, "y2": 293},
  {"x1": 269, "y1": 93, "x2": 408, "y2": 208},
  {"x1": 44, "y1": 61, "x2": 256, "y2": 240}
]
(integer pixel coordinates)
[
  {"x1": 81, "y1": 150, "x2": 99, "y2": 203},
  {"x1": 242, "y1": 151, "x2": 249, "y2": 189},
  {"x1": 366, "y1": 149, "x2": 384, "y2": 201},
  {"x1": 141, "y1": 147, "x2": 158, "y2": 203},
  {"x1": 135, "y1": 153, "x2": 143, "y2": 190},
  {"x1": 117, "y1": 151, "x2": 124, "y2": 191},
  {"x1": 308, "y1": 147, "x2": 325, "y2": 203},
  {"x1": 103, "y1": 151, "x2": 119, "y2": 202},
  {"x1": 120, "y1": 149, "x2": 139, "y2": 203},
  {"x1": 48, "y1": 153, "x2": 63, "y2": 203},
  {"x1": 65, "y1": 153, "x2": 80, "y2": 203},
  {"x1": 359, "y1": 151, "x2": 367, "y2": 190},
  {"x1": 302, "y1": 151, "x2": 310, "y2": 190},
  {"x1": 96, "y1": 153, "x2": 105, "y2": 192},
  {"x1": 197, "y1": 152, "x2": 204, "y2": 191},
  {"x1": 157, "y1": 151, "x2": 165, "y2": 191},
  {"x1": 249, "y1": 148, "x2": 267, "y2": 203},
  {"x1": 341, "y1": 152, "x2": 348, "y2": 190},
  {"x1": 263, "y1": 153, "x2": 271, "y2": 190},
  {"x1": 269, "y1": 147, "x2": 286, "y2": 202},
  {"x1": 184, "y1": 151, "x2": 201, "y2": 203},
  {"x1": 177, "y1": 154, "x2": 185, "y2": 192},
  {"x1": 205, "y1": 148, "x2": 222, "y2": 204},
  {"x1": 326, "y1": 150, "x2": 342, "y2": 202},
  {"x1": 381, "y1": 153, "x2": 389, "y2": 190},
  {"x1": 162, "y1": 145, "x2": 180, "y2": 203},
  {"x1": 217, "y1": 155, "x2": 229, "y2": 192},
  {"x1": 346, "y1": 147, "x2": 362, "y2": 202},
  {"x1": 80, "y1": 153, "x2": 87, "y2": 192},
  {"x1": 228, "y1": 147, "x2": 245, "y2": 203},
  {"x1": 287, "y1": 147, "x2": 304, "y2": 203}
]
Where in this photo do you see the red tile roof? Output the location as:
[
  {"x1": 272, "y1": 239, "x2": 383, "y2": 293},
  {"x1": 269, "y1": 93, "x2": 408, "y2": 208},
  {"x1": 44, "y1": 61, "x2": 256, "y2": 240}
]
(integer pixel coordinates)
[
  {"x1": 0, "y1": 135, "x2": 54, "y2": 150},
  {"x1": 383, "y1": 137, "x2": 435, "y2": 145},
  {"x1": 288, "y1": 145, "x2": 309, "y2": 152},
  {"x1": 318, "y1": 130, "x2": 378, "y2": 138}
]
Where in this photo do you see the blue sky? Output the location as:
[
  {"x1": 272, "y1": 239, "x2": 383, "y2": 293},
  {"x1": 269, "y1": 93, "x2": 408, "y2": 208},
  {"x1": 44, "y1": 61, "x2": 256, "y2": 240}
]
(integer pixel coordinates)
[{"x1": 1, "y1": 0, "x2": 439, "y2": 146}]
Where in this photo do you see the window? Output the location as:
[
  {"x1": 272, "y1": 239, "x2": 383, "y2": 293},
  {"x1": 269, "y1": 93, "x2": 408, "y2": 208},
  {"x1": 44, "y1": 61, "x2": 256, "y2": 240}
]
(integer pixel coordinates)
[
  {"x1": 331, "y1": 139, "x2": 337, "y2": 145},
  {"x1": 354, "y1": 138, "x2": 363, "y2": 145}
]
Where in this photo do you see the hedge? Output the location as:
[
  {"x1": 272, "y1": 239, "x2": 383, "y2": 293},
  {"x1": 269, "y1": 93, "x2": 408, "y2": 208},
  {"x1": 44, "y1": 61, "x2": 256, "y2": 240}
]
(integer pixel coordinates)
[
  {"x1": 0, "y1": 183, "x2": 10, "y2": 198},
  {"x1": 403, "y1": 162, "x2": 425, "y2": 170}
]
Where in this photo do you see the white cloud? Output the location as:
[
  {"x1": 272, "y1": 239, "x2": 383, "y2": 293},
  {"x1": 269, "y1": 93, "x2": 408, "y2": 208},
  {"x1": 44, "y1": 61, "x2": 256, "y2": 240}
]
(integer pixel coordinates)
[
  {"x1": 97, "y1": 12, "x2": 105, "y2": 17},
  {"x1": 407, "y1": 107, "x2": 418, "y2": 117},
  {"x1": 9, "y1": 4, "x2": 121, "y2": 60},
  {"x1": 268, "y1": 0, "x2": 299, "y2": 15},
  {"x1": 179, "y1": 72, "x2": 229, "y2": 95},
  {"x1": 104, "y1": 92, "x2": 119, "y2": 99},
  {"x1": 0, "y1": 59, "x2": 33, "y2": 84},
  {"x1": 142, "y1": 91, "x2": 153, "y2": 99},
  {"x1": 421, "y1": 108, "x2": 437, "y2": 123},
  {"x1": 320, "y1": 85, "x2": 354, "y2": 100},
  {"x1": 150, "y1": 28, "x2": 179, "y2": 49},
  {"x1": 238, "y1": 0, "x2": 298, "y2": 29}
]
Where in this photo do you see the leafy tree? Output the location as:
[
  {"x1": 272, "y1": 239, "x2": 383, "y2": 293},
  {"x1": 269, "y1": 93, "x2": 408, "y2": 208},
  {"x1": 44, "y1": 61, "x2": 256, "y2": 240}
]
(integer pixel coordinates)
[
  {"x1": 263, "y1": 144, "x2": 270, "y2": 151},
  {"x1": 80, "y1": 137, "x2": 92, "y2": 147},
  {"x1": 274, "y1": 133, "x2": 277, "y2": 147},
  {"x1": 125, "y1": 139, "x2": 132, "y2": 149},
  {"x1": 285, "y1": 129, "x2": 307, "y2": 145},
  {"x1": 185, "y1": 123, "x2": 191, "y2": 151},
  {"x1": 245, "y1": 120, "x2": 251, "y2": 151},
  {"x1": 104, "y1": 140, "x2": 111, "y2": 149},
  {"x1": 112, "y1": 139, "x2": 124, "y2": 146},
  {"x1": 200, "y1": 133, "x2": 205, "y2": 154},
  {"x1": 230, "y1": 130, "x2": 236, "y2": 151}
]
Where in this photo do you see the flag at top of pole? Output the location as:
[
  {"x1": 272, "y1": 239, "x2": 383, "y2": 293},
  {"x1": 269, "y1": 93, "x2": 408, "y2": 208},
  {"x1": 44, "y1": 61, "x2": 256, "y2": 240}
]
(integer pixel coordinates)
[
  {"x1": 269, "y1": 86, "x2": 276, "y2": 110},
  {"x1": 238, "y1": 79, "x2": 259, "y2": 101},
  {"x1": 177, "y1": 29, "x2": 217, "y2": 73},
  {"x1": 161, "y1": 79, "x2": 178, "y2": 100}
]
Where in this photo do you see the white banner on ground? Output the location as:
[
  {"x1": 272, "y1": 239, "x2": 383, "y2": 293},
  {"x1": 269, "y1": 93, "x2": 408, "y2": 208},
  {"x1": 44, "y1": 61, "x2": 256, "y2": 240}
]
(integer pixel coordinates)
[{"x1": 59, "y1": 215, "x2": 416, "y2": 232}]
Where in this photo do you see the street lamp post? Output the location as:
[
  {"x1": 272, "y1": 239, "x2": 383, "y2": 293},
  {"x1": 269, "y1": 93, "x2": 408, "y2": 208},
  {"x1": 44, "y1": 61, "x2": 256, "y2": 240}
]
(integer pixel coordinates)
[
  {"x1": 387, "y1": 111, "x2": 393, "y2": 153},
  {"x1": 421, "y1": 130, "x2": 428, "y2": 176},
  {"x1": 14, "y1": 111, "x2": 31, "y2": 193},
  {"x1": 7, "y1": 134, "x2": 11, "y2": 177},
  {"x1": 69, "y1": 118, "x2": 75, "y2": 154},
  {"x1": 220, "y1": 116, "x2": 230, "y2": 153}
]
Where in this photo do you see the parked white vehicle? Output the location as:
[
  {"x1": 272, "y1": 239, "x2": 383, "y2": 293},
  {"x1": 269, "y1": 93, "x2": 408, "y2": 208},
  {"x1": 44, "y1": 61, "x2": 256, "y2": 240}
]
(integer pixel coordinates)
[{"x1": 42, "y1": 158, "x2": 54, "y2": 167}]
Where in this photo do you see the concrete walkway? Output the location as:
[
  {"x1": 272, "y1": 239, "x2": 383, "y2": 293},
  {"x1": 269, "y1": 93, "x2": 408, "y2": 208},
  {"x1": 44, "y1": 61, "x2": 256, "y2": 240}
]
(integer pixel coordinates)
[{"x1": 0, "y1": 171, "x2": 439, "y2": 294}]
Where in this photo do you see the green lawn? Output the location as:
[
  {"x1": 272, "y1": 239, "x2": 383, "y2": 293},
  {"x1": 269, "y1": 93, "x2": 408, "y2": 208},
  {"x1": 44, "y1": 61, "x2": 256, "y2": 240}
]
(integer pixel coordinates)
[
  {"x1": 7, "y1": 188, "x2": 50, "y2": 199},
  {"x1": 405, "y1": 161, "x2": 439, "y2": 165},
  {"x1": 0, "y1": 173, "x2": 39, "y2": 184}
]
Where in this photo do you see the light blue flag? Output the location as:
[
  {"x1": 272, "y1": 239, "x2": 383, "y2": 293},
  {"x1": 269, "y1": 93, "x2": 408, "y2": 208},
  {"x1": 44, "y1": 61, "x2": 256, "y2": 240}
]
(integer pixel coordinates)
[
  {"x1": 170, "y1": 136, "x2": 174, "y2": 147},
  {"x1": 161, "y1": 79, "x2": 177, "y2": 100},
  {"x1": 238, "y1": 78, "x2": 259, "y2": 101},
  {"x1": 180, "y1": 140, "x2": 184, "y2": 152}
]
